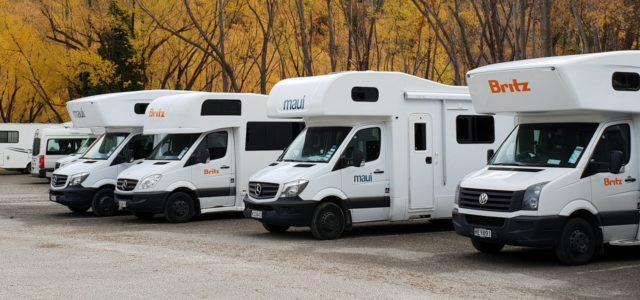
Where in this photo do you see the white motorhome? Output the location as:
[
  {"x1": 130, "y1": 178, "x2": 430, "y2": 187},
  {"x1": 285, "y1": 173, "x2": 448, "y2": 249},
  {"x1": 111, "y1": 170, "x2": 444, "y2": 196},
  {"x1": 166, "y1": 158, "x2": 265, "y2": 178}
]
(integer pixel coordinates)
[
  {"x1": 31, "y1": 126, "x2": 92, "y2": 178},
  {"x1": 454, "y1": 51, "x2": 640, "y2": 265},
  {"x1": 49, "y1": 90, "x2": 188, "y2": 216},
  {"x1": 115, "y1": 92, "x2": 304, "y2": 222},
  {"x1": 0, "y1": 123, "x2": 63, "y2": 173},
  {"x1": 244, "y1": 71, "x2": 514, "y2": 239}
]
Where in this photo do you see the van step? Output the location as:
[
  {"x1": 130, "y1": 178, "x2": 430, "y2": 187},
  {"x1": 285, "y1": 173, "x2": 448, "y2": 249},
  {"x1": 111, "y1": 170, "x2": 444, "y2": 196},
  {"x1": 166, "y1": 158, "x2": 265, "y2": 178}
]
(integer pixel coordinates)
[{"x1": 609, "y1": 239, "x2": 640, "y2": 246}]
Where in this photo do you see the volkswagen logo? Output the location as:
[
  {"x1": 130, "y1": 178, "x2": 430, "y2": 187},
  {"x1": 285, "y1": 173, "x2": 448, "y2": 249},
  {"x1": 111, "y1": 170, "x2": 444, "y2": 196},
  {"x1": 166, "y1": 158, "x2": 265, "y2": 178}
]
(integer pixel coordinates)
[
  {"x1": 255, "y1": 183, "x2": 262, "y2": 196},
  {"x1": 122, "y1": 180, "x2": 128, "y2": 190},
  {"x1": 478, "y1": 193, "x2": 489, "y2": 205}
]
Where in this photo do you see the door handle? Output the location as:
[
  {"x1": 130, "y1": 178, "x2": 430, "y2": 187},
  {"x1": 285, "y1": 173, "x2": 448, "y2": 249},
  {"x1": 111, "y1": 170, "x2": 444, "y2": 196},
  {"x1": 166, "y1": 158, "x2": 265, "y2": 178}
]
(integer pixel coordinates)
[
  {"x1": 425, "y1": 157, "x2": 432, "y2": 164},
  {"x1": 373, "y1": 169, "x2": 384, "y2": 174},
  {"x1": 625, "y1": 176, "x2": 636, "y2": 183},
  {"x1": 220, "y1": 165, "x2": 230, "y2": 169}
]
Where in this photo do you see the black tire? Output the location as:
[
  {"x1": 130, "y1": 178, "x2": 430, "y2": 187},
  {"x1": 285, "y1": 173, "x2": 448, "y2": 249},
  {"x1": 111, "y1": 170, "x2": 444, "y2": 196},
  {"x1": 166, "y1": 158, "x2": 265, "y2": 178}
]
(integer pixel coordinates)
[
  {"x1": 471, "y1": 238, "x2": 505, "y2": 253},
  {"x1": 164, "y1": 192, "x2": 195, "y2": 223},
  {"x1": 133, "y1": 211, "x2": 155, "y2": 220},
  {"x1": 263, "y1": 223, "x2": 289, "y2": 233},
  {"x1": 555, "y1": 218, "x2": 596, "y2": 265},
  {"x1": 310, "y1": 202, "x2": 345, "y2": 240},
  {"x1": 91, "y1": 188, "x2": 118, "y2": 217},
  {"x1": 68, "y1": 205, "x2": 90, "y2": 213},
  {"x1": 23, "y1": 163, "x2": 31, "y2": 174}
]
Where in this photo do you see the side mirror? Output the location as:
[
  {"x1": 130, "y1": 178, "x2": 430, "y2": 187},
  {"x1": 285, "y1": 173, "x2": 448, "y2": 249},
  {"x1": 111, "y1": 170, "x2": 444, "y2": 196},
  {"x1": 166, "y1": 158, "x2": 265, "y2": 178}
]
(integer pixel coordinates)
[
  {"x1": 609, "y1": 150, "x2": 624, "y2": 174},
  {"x1": 486, "y1": 149, "x2": 495, "y2": 164},
  {"x1": 198, "y1": 148, "x2": 211, "y2": 164}
]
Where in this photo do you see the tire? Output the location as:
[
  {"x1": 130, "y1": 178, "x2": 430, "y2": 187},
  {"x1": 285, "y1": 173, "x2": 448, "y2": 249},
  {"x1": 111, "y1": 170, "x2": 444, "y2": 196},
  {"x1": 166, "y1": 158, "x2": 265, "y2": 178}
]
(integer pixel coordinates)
[
  {"x1": 310, "y1": 202, "x2": 345, "y2": 240},
  {"x1": 23, "y1": 163, "x2": 31, "y2": 174},
  {"x1": 164, "y1": 192, "x2": 195, "y2": 223},
  {"x1": 91, "y1": 188, "x2": 119, "y2": 217},
  {"x1": 133, "y1": 211, "x2": 155, "y2": 220},
  {"x1": 68, "y1": 205, "x2": 90, "y2": 213},
  {"x1": 263, "y1": 223, "x2": 289, "y2": 233},
  {"x1": 555, "y1": 218, "x2": 596, "y2": 265},
  {"x1": 471, "y1": 238, "x2": 505, "y2": 253}
]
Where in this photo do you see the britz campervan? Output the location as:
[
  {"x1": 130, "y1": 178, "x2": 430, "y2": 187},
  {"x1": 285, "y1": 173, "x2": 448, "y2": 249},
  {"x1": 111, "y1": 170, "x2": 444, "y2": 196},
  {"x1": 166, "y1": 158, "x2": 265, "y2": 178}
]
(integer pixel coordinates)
[
  {"x1": 115, "y1": 92, "x2": 304, "y2": 223},
  {"x1": 0, "y1": 123, "x2": 63, "y2": 173},
  {"x1": 31, "y1": 126, "x2": 92, "y2": 178},
  {"x1": 49, "y1": 90, "x2": 188, "y2": 216},
  {"x1": 453, "y1": 51, "x2": 640, "y2": 265},
  {"x1": 244, "y1": 71, "x2": 514, "y2": 239}
]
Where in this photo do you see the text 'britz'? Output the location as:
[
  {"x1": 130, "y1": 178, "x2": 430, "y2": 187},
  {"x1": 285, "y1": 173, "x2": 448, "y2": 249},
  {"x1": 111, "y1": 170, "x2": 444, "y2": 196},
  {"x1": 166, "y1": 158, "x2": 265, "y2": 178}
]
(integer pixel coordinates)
[
  {"x1": 488, "y1": 79, "x2": 531, "y2": 94},
  {"x1": 354, "y1": 174, "x2": 373, "y2": 183},
  {"x1": 282, "y1": 96, "x2": 305, "y2": 110},
  {"x1": 148, "y1": 108, "x2": 166, "y2": 118}
]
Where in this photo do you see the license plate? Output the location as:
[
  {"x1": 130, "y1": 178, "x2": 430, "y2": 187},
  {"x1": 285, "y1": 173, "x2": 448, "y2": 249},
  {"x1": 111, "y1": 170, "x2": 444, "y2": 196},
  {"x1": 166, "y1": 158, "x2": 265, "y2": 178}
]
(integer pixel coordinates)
[
  {"x1": 251, "y1": 210, "x2": 262, "y2": 219},
  {"x1": 119, "y1": 201, "x2": 127, "y2": 209},
  {"x1": 474, "y1": 228, "x2": 493, "y2": 238}
]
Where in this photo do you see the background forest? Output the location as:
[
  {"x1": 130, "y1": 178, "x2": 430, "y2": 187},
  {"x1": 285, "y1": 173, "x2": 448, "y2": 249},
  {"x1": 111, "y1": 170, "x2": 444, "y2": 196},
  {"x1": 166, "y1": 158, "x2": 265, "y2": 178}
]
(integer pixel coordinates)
[{"x1": 0, "y1": 0, "x2": 639, "y2": 122}]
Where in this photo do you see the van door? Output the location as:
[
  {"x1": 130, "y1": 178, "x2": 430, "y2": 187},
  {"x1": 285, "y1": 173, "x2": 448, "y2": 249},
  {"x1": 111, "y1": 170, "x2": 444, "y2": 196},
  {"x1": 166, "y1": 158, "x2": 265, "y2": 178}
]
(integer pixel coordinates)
[
  {"x1": 339, "y1": 125, "x2": 389, "y2": 222},
  {"x1": 409, "y1": 114, "x2": 434, "y2": 210},
  {"x1": 190, "y1": 130, "x2": 235, "y2": 209},
  {"x1": 587, "y1": 122, "x2": 640, "y2": 240}
]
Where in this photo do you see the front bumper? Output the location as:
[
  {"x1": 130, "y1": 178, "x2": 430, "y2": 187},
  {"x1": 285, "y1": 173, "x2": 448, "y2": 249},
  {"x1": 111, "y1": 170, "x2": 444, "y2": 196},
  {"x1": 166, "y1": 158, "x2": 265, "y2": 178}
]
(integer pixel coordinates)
[
  {"x1": 116, "y1": 191, "x2": 170, "y2": 214},
  {"x1": 452, "y1": 208, "x2": 566, "y2": 247},
  {"x1": 49, "y1": 186, "x2": 96, "y2": 208},
  {"x1": 244, "y1": 196, "x2": 317, "y2": 227}
]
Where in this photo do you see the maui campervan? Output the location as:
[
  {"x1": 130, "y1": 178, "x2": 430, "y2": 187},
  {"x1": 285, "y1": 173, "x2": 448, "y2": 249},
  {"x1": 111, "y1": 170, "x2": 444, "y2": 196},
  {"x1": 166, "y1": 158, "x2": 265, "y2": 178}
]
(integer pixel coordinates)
[{"x1": 0, "y1": 123, "x2": 63, "y2": 173}]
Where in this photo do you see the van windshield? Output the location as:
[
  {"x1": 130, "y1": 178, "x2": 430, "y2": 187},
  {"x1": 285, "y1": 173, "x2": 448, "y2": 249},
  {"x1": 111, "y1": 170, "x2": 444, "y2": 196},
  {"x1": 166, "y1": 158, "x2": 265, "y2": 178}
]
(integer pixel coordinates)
[
  {"x1": 74, "y1": 137, "x2": 97, "y2": 155},
  {"x1": 82, "y1": 133, "x2": 129, "y2": 160},
  {"x1": 280, "y1": 127, "x2": 352, "y2": 163},
  {"x1": 490, "y1": 123, "x2": 598, "y2": 168},
  {"x1": 148, "y1": 133, "x2": 201, "y2": 161}
]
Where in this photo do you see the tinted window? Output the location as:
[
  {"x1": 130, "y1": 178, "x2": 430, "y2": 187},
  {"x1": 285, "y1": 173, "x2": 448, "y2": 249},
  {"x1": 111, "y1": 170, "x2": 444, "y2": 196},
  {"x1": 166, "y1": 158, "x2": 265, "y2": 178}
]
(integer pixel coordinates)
[
  {"x1": 201, "y1": 100, "x2": 241, "y2": 116},
  {"x1": 343, "y1": 127, "x2": 381, "y2": 163},
  {"x1": 196, "y1": 131, "x2": 228, "y2": 160},
  {"x1": 0, "y1": 131, "x2": 18, "y2": 143},
  {"x1": 589, "y1": 124, "x2": 631, "y2": 173},
  {"x1": 134, "y1": 103, "x2": 150, "y2": 114},
  {"x1": 351, "y1": 87, "x2": 379, "y2": 102},
  {"x1": 246, "y1": 122, "x2": 305, "y2": 151},
  {"x1": 612, "y1": 72, "x2": 640, "y2": 91},
  {"x1": 46, "y1": 139, "x2": 85, "y2": 155},
  {"x1": 414, "y1": 123, "x2": 426, "y2": 151},
  {"x1": 456, "y1": 115, "x2": 495, "y2": 144},
  {"x1": 123, "y1": 135, "x2": 155, "y2": 160},
  {"x1": 32, "y1": 138, "x2": 41, "y2": 155}
]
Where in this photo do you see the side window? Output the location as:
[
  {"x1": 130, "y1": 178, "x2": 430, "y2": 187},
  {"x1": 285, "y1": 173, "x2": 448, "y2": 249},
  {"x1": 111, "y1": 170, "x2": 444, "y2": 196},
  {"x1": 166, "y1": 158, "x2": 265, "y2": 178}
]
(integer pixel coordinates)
[
  {"x1": 46, "y1": 139, "x2": 84, "y2": 155},
  {"x1": 589, "y1": 124, "x2": 631, "y2": 173},
  {"x1": 198, "y1": 131, "x2": 228, "y2": 161},
  {"x1": 32, "y1": 138, "x2": 41, "y2": 155},
  {"x1": 0, "y1": 131, "x2": 19, "y2": 143},
  {"x1": 245, "y1": 122, "x2": 305, "y2": 151},
  {"x1": 456, "y1": 115, "x2": 495, "y2": 144},
  {"x1": 414, "y1": 123, "x2": 426, "y2": 151},
  {"x1": 127, "y1": 135, "x2": 155, "y2": 160},
  {"x1": 343, "y1": 127, "x2": 381, "y2": 164}
]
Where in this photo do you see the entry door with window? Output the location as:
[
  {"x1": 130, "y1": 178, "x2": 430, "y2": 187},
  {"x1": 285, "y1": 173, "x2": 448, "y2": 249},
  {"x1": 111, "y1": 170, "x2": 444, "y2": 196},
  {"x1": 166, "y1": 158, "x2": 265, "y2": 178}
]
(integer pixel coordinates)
[
  {"x1": 339, "y1": 126, "x2": 389, "y2": 220},
  {"x1": 190, "y1": 130, "x2": 235, "y2": 209},
  {"x1": 587, "y1": 123, "x2": 639, "y2": 238},
  {"x1": 409, "y1": 114, "x2": 434, "y2": 210}
]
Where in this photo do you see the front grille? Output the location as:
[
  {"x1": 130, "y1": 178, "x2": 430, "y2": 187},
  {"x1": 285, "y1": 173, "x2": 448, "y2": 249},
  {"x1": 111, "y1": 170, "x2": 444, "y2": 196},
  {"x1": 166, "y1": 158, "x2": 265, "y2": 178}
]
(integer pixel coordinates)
[
  {"x1": 248, "y1": 182, "x2": 279, "y2": 199},
  {"x1": 117, "y1": 178, "x2": 138, "y2": 191},
  {"x1": 54, "y1": 162, "x2": 61, "y2": 170},
  {"x1": 465, "y1": 214, "x2": 506, "y2": 227},
  {"x1": 51, "y1": 174, "x2": 68, "y2": 188},
  {"x1": 459, "y1": 188, "x2": 522, "y2": 212}
]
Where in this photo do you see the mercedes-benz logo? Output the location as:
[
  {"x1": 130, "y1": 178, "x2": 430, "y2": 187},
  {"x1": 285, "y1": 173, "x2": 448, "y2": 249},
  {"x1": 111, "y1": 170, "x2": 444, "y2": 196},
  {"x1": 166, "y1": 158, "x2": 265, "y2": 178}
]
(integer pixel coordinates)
[
  {"x1": 122, "y1": 179, "x2": 128, "y2": 190},
  {"x1": 478, "y1": 193, "x2": 489, "y2": 205},
  {"x1": 255, "y1": 183, "x2": 262, "y2": 196},
  {"x1": 52, "y1": 175, "x2": 57, "y2": 183}
]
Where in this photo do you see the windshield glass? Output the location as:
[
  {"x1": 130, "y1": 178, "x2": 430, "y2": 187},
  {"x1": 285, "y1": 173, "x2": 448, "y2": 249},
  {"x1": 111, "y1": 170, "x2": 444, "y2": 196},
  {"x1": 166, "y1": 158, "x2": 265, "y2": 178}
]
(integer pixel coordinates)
[
  {"x1": 490, "y1": 123, "x2": 598, "y2": 168},
  {"x1": 148, "y1": 133, "x2": 201, "y2": 161},
  {"x1": 280, "y1": 127, "x2": 352, "y2": 163},
  {"x1": 82, "y1": 133, "x2": 129, "y2": 160},
  {"x1": 75, "y1": 137, "x2": 97, "y2": 155}
]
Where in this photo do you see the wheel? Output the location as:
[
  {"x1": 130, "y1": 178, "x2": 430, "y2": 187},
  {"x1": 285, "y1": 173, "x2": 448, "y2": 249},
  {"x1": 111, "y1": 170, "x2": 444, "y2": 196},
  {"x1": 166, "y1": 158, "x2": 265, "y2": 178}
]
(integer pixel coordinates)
[
  {"x1": 91, "y1": 188, "x2": 118, "y2": 217},
  {"x1": 133, "y1": 211, "x2": 155, "y2": 220},
  {"x1": 164, "y1": 192, "x2": 195, "y2": 223},
  {"x1": 23, "y1": 163, "x2": 31, "y2": 174},
  {"x1": 471, "y1": 238, "x2": 505, "y2": 253},
  {"x1": 68, "y1": 205, "x2": 90, "y2": 213},
  {"x1": 555, "y1": 218, "x2": 596, "y2": 265},
  {"x1": 262, "y1": 223, "x2": 289, "y2": 233},
  {"x1": 310, "y1": 202, "x2": 345, "y2": 240}
]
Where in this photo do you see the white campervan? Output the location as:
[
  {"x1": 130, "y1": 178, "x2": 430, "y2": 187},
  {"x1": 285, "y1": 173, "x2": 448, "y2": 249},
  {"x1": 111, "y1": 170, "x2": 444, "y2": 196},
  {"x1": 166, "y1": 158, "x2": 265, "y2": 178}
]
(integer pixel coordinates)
[
  {"x1": 0, "y1": 123, "x2": 63, "y2": 173},
  {"x1": 244, "y1": 71, "x2": 514, "y2": 239},
  {"x1": 31, "y1": 126, "x2": 92, "y2": 178},
  {"x1": 49, "y1": 90, "x2": 188, "y2": 216},
  {"x1": 115, "y1": 92, "x2": 304, "y2": 223},
  {"x1": 453, "y1": 51, "x2": 640, "y2": 265}
]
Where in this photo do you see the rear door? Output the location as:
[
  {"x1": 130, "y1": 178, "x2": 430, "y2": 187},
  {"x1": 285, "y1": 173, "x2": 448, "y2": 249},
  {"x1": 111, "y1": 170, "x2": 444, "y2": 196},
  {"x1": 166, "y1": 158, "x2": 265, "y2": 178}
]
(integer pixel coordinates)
[
  {"x1": 190, "y1": 130, "x2": 235, "y2": 208},
  {"x1": 409, "y1": 114, "x2": 435, "y2": 210}
]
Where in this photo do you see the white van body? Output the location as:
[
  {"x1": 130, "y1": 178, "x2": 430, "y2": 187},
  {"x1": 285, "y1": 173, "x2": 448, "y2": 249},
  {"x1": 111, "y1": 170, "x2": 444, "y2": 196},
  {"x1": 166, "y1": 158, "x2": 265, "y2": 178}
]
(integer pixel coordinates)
[
  {"x1": 115, "y1": 92, "x2": 304, "y2": 223},
  {"x1": 31, "y1": 126, "x2": 92, "y2": 178},
  {"x1": 244, "y1": 71, "x2": 515, "y2": 239},
  {"x1": 454, "y1": 51, "x2": 640, "y2": 265},
  {"x1": 0, "y1": 123, "x2": 63, "y2": 173},
  {"x1": 49, "y1": 90, "x2": 189, "y2": 216}
]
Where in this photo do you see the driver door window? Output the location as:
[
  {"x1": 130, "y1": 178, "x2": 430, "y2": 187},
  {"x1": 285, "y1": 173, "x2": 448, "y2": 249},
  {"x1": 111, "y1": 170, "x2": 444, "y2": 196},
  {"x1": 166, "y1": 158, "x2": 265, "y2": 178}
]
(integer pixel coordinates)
[
  {"x1": 338, "y1": 127, "x2": 381, "y2": 170},
  {"x1": 588, "y1": 124, "x2": 630, "y2": 174}
]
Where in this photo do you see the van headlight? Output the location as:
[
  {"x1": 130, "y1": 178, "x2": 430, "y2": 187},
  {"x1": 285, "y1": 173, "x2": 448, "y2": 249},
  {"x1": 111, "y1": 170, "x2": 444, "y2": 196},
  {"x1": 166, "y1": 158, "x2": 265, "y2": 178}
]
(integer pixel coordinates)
[
  {"x1": 68, "y1": 173, "x2": 89, "y2": 187},
  {"x1": 138, "y1": 174, "x2": 162, "y2": 190},
  {"x1": 522, "y1": 182, "x2": 549, "y2": 210},
  {"x1": 280, "y1": 180, "x2": 309, "y2": 198},
  {"x1": 454, "y1": 184, "x2": 461, "y2": 205}
]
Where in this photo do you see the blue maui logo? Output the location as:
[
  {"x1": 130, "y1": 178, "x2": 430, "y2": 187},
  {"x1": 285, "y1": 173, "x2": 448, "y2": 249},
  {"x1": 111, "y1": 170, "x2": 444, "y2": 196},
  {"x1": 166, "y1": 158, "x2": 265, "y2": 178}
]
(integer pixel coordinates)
[
  {"x1": 353, "y1": 174, "x2": 373, "y2": 183},
  {"x1": 283, "y1": 96, "x2": 305, "y2": 110}
]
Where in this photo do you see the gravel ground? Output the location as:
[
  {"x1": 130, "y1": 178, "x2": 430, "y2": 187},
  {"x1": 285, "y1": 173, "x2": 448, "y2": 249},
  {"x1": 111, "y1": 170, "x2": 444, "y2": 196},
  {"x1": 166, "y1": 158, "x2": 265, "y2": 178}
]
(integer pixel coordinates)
[{"x1": 0, "y1": 169, "x2": 639, "y2": 299}]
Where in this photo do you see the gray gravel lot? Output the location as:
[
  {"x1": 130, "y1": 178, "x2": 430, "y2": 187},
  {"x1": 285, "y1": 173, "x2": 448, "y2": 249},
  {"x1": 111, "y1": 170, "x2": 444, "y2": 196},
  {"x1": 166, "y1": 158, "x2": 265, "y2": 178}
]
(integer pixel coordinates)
[{"x1": 0, "y1": 170, "x2": 639, "y2": 299}]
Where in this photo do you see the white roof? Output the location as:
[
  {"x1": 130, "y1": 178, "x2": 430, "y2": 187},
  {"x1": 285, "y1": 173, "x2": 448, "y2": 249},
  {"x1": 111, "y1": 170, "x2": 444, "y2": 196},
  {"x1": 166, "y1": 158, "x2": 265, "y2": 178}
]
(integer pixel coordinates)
[
  {"x1": 66, "y1": 90, "x2": 190, "y2": 128},
  {"x1": 467, "y1": 51, "x2": 640, "y2": 114},
  {"x1": 267, "y1": 71, "x2": 469, "y2": 118},
  {"x1": 143, "y1": 92, "x2": 268, "y2": 134}
]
